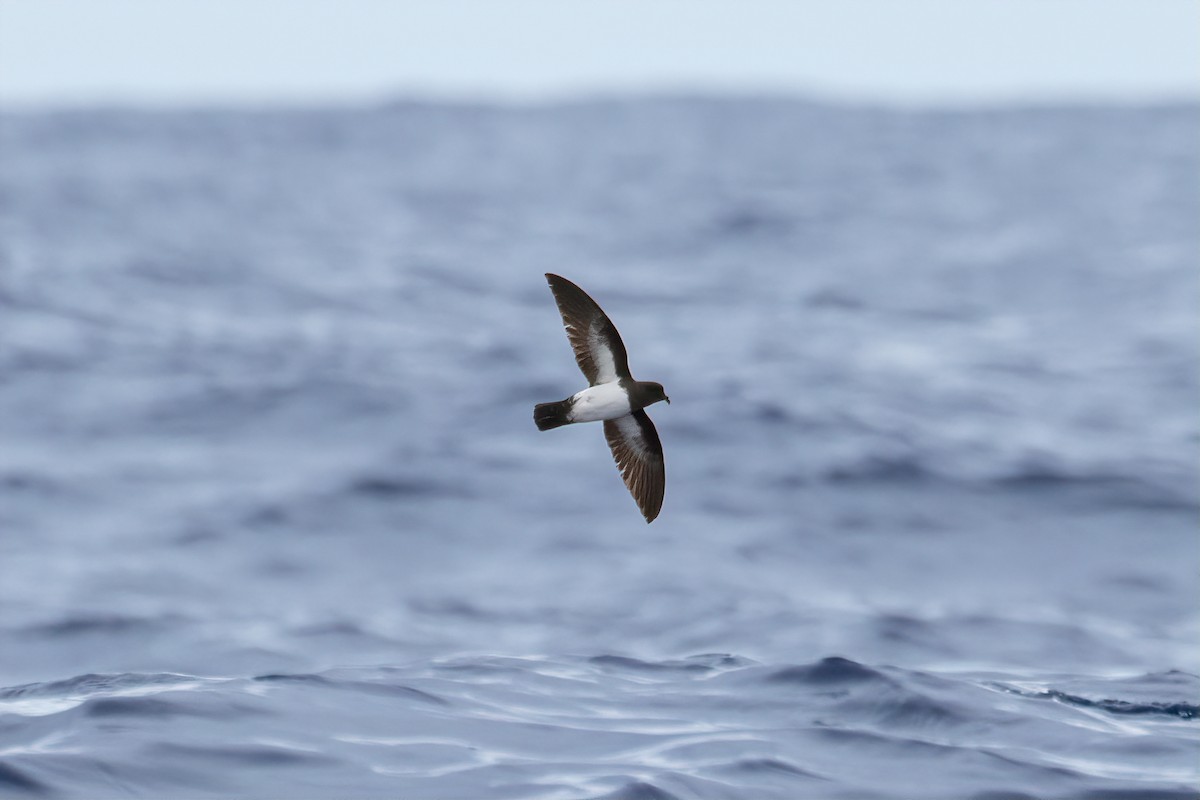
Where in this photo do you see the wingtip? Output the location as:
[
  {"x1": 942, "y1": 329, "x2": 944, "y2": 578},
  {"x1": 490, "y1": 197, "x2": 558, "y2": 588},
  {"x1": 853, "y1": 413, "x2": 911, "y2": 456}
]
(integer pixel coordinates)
[{"x1": 545, "y1": 273, "x2": 578, "y2": 291}]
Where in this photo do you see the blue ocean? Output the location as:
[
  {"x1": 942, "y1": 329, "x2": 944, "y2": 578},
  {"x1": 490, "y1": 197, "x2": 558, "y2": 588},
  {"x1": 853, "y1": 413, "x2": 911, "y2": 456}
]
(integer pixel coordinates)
[{"x1": 0, "y1": 97, "x2": 1197, "y2": 799}]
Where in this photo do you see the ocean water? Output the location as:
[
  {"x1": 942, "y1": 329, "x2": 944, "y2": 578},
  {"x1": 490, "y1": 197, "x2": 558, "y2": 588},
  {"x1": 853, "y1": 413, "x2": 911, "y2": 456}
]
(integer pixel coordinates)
[{"x1": 0, "y1": 97, "x2": 1197, "y2": 799}]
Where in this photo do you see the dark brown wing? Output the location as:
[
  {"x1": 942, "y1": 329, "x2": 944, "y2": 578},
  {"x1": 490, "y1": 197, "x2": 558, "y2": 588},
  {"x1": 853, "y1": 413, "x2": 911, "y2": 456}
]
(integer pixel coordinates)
[
  {"x1": 545, "y1": 273, "x2": 631, "y2": 386},
  {"x1": 603, "y1": 411, "x2": 665, "y2": 523}
]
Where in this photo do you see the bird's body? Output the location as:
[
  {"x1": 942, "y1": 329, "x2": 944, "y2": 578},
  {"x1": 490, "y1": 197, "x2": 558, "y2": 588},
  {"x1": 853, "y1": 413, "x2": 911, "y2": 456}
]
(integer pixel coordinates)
[
  {"x1": 534, "y1": 274, "x2": 669, "y2": 523},
  {"x1": 565, "y1": 381, "x2": 632, "y2": 423}
]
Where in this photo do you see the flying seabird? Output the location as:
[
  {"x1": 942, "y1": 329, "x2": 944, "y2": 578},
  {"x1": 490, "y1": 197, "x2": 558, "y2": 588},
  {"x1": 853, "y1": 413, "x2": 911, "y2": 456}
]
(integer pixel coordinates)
[{"x1": 534, "y1": 273, "x2": 670, "y2": 523}]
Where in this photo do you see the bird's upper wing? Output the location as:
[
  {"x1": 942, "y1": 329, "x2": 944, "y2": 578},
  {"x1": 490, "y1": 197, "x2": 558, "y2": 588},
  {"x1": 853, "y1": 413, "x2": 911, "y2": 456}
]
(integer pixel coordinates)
[
  {"x1": 545, "y1": 273, "x2": 631, "y2": 386},
  {"x1": 604, "y1": 411, "x2": 665, "y2": 523}
]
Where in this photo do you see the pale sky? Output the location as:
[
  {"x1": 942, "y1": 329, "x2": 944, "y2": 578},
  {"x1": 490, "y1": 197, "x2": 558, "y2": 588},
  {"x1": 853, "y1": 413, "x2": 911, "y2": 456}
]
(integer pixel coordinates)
[{"x1": 1, "y1": 0, "x2": 1197, "y2": 107}]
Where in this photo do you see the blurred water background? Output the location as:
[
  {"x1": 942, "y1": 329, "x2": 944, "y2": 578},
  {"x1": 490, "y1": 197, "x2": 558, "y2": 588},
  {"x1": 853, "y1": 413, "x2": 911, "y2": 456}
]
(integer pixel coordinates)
[{"x1": 0, "y1": 96, "x2": 1197, "y2": 799}]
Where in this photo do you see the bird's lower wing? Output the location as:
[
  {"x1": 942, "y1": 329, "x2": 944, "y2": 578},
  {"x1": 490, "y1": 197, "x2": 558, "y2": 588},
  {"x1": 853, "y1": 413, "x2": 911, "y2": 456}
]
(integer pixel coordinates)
[{"x1": 604, "y1": 411, "x2": 665, "y2": 523}]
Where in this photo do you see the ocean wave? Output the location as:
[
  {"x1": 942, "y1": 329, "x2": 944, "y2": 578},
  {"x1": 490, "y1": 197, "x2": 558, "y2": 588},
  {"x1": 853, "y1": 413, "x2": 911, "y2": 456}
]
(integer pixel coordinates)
[
  {"x1": 0, "y1": 763, "x2": 49, "y2": 796},
  {"x1": 993, "y1": 675, "x2": 1200, "y2": 721},
  {"x1": 809, "y1": 452, "x2": 1198, "y2": 510},
  {"x1": 0, "y1": 655, "x2": 1194, "y2": 798}
]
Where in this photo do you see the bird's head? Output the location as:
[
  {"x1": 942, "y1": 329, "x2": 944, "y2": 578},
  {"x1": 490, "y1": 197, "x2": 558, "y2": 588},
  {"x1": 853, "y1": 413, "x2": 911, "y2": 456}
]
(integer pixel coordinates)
[{"x1": 640, "y1": 381, "x2": 670, "y2": 406}]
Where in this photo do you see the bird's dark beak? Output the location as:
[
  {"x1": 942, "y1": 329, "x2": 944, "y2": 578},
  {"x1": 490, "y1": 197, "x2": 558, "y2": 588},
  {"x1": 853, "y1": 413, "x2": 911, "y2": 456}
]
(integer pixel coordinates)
[{"x1": 665, "y1": 396, "x2": 671, "y2": 404}]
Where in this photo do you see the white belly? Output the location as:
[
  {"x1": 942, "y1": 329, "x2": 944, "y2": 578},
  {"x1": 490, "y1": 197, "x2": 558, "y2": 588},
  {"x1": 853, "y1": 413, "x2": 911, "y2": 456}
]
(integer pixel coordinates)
[{"x1": 568, "y1": 381, "x2": 631, "y2": 423}]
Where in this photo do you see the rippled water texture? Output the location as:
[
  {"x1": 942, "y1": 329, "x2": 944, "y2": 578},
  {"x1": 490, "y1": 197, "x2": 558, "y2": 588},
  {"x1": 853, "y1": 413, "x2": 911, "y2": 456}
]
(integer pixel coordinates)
[{"x1": 1, "y1": 98, "x2": 1197, "y2": 798}]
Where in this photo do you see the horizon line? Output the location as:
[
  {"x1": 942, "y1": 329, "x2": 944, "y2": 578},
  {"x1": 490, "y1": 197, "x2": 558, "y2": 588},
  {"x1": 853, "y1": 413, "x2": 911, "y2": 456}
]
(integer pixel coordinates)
[{"x1": 4, "y1": 84, "x2": 1199, "y2": 115}]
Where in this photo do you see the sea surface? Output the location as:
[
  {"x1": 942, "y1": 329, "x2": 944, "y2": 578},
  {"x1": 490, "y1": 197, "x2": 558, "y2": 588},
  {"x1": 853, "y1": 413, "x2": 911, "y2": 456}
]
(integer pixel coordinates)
[{"x1": 0, "y1": 97, "x2": 1197, "y2": 799}]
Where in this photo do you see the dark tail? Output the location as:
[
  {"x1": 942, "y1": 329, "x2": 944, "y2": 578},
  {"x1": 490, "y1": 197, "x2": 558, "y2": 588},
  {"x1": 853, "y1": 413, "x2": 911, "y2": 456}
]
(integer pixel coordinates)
[{"x1": 534, "y1": 399, "x2": 572, "y2": 431}]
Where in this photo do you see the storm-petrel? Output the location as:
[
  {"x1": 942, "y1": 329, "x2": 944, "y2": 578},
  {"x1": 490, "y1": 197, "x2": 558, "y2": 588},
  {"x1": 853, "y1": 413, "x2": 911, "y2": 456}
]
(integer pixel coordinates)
[{"x1": 534, "y1": 274, "x2": 669, "y2": 523}]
